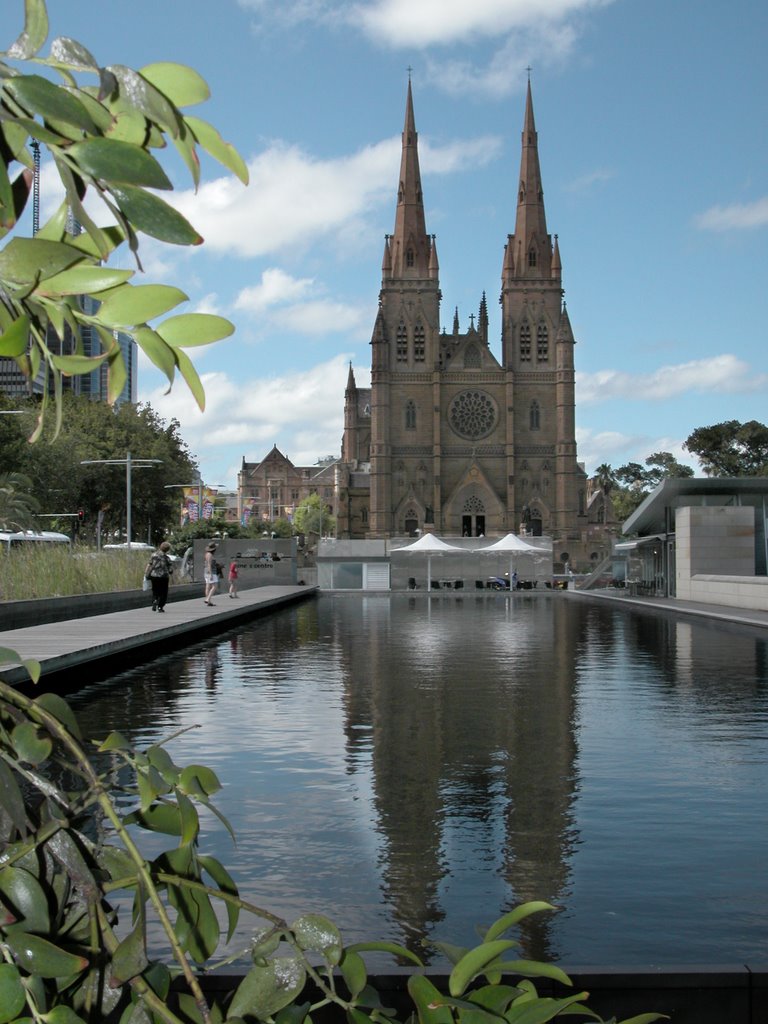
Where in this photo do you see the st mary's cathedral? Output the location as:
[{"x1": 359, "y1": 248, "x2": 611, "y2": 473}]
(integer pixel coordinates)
[{"x1": 335, "y1": 80, "x2": 588, "y2": 542}]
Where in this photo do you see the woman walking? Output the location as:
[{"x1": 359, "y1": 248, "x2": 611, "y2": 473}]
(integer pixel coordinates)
[
  {"x1": 228, "y1": 554, "x2": 240, "y2": 598},
  {"x1": 145, "y1": 541, "x2": 174, "y2": 612},
  {"x1": 203, "y1": 542, "x2": 218, "y2": 606}
]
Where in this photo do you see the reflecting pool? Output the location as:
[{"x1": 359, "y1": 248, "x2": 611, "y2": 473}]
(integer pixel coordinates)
[{"x1": 70, "y1": 593, "x2": 768, "y2": 966}]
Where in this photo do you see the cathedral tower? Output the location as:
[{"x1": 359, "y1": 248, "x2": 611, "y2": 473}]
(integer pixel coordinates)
[{"x1": 355, "y1": 80, "x2": 586, "y2": 542}]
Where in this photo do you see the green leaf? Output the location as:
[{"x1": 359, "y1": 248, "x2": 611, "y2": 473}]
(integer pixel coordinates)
[
  {"x1": 483, "y1": 904, "x2": 556, "y2": 943},
  {"x1": 178, "y1": 764, "x2": 221, "y2": 797},
  {"x1": 37, "y1": 265, "x2": 134, "y2": 297},
  {"x1": 0, "y1": 867, "x2": 50, "y2": 933},
  {"x1": 105, "y1": 64, "x2": 180, "y2": 136},
  {"x1": 49, "y1": 35, "x2": 99, "y2": 71},
  {"x1": 177, "y1": 791, "x2": 200, "y2": 846},
  {"x1": 51, "y1": 351, "x2": 109, "y2": 375},
  {"x1": 0, "y1": 316, "x2": 30, "y2": 359},
  {"x1": 3, "y1": 929, "x2": 88, "y2": 978},
  {"x1": 99, "y1": 845, "x2": 137, "y2": 884},
  {"x1": 487, "y1": 960, "x2": 572, "y2": 988},
  {"x1": 42, "y1": 1007, "x2": 88, "y2": 1024},
  {"x1": 0, "y1": 963, "x2": 26, "y2": 1024},
  {"x1": 124, "y1": 803, "x2": 182, "y2": 836},
  {"x1": 0, "y1": 238, "x2": 82, "y2": 286},
  {"x1": 407, "y1": 975, "x2": 454, "y2": 1024},
  {"x1": 139, "y1": 63, "x2": 210, "y2": 108},
  {"x1": 291, "y1": 913, "x2": 343, "y2": 965},
  {"x1": 132, "y1": 325, "x2": 177, "y2": 384},
  {"x1": 504, "y1": 991, "x2": 593, "y2": 1024},
  {"x1": 339, "y1": 950, "x2": 367, "y2": 1000},
  {"x1": 111, "y1": 915, "x2": 149, "y2": 985},
  {"x1": 615, "y1": 1016, "x2": 669, "y2": 1024},
  {"x1": 6, "y1": 0, "x2": 49, "y2": 59},
  {"x1": 98, "y1": 730, "x2": 132, "y2": 751},
  {"x1": 228, "y1": 958, "x2": 307, "y2": 1020},
  {"x1": 66, "y1": 138, "x2": 173, "y2": 190},
  {"x1": 156, "y1": 312, "x2": 234, "y2": 348},
  {"x1": 185, "y1": 115, "x2": 249, "y2": 184},
  {"x1": 198, "y1": 855, "x2": 239, "y2": 942},
  {"x1": 5, "y1": 75, "x2": 95, "y2": 133},
  {"x1": 346, "y1": 940, "x2": 423, "y2": 967},
  {"x1": 449, "y1": 940, "x2": 519, "y2": 997},
  {"x1": 96, "y1": 284, "x2": 188, "y2": 327},
  {"x1": 173, "y1": 347, "x2": 205, "y2": 411},
  {"x1": 0, "y1": 760, "x2": 27, "y2": 834},
  {"x1": 110, "y1": 185, "x2": 202, "y2": 245},
  {"x1": 11, "y1": 722, "x2": 52, "y2": 765}
]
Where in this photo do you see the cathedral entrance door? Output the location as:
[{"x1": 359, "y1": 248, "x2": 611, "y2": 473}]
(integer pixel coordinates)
[
  {"x1": 404, "y1": 515, "x2": 419, "y2": 536},
  {"x1": 462, "y1": 514, "x2": 485, "y2": 537}
]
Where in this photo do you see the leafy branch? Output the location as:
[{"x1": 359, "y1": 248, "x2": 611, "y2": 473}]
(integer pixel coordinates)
[{"x1": 0, "y1": 0, "x2": 248, "y2": 436}]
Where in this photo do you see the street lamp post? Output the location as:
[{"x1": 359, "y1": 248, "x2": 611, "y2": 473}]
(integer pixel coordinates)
[{"x1": 80, "y1": 451, "x2": 162, "y2": 548}]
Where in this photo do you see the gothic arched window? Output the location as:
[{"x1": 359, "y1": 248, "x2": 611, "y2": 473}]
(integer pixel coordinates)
[
  {"x1": 464, "y1": 344, "x2": 480, "y2": 368},
  {"x1": 520, "y1": 322, "x2": 531, "y2": 362},
  {"x1": 396, "y1": 321, "x2": 407, "y2": 362},
  {"x1": 530, "y1": 400, "x2": 540, "y2": 430},
  {"x1": 537, "y1": 323, "x2": 548, "y2": 361},
  {"x1": 405, "y1": 400, "x2": 416, "y2": 430},
  {"x1": 528, "y1": 248, "x2": 537, "y2": 267},
  {"x1": 406, "y1": 248, "x2": 415, "y2": 267},
  {"x1": 413, "y1": 322, "x2": 425, "y2": 362}
]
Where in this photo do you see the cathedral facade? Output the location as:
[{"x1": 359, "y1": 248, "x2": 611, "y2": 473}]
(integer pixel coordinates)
[{"x1": 338, "y1": 81, "x2": 588, "y2": 543}]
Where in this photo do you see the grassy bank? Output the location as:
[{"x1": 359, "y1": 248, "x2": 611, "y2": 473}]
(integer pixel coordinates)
[{"x1": 1, "y1": 546, "x2": 193, "y2": 601}]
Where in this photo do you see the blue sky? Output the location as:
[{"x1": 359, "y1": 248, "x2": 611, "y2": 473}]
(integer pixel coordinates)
[{"x1": 28, "y1": 0, "x2": 768, "y2": 489}]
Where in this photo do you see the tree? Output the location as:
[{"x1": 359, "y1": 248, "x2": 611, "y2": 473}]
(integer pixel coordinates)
[
  {"x1": 0, "y1": 470, "x2": 38, "y2": 530},
  {"x1": 1, "y1": 394, "x2": 198, "y2": 543},
  {"x1": 684, "y1": 420, "x2": 768, "y2": 477},
  {"x1": 593, "y1": 463, "x2": 616, "y2": 524},
  {"x1": 610, "y1": 452, "x2": 695, "y2": 522},
  {"x1": 0, "y1": 0, "x2": 247, "y2": 436},
  {"x1": 293, "y1": 493, "x2": 334, "y2": 539}
]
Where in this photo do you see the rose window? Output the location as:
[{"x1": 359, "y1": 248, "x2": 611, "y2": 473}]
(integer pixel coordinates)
[{"x1": 448, "y1": 389, "x2": 497, "y2": 440}]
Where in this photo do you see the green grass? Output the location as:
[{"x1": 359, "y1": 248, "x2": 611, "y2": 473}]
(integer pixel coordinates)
[{"x1": 1, "y1": 546, "x2": 193, "y2": 601}]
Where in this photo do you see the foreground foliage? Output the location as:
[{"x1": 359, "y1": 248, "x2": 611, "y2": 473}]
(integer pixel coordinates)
[
  {"x1": 0, "y1": 0, "x2": 247, "y2": 435},
  {"x1": 0, "y1": 657, "x2": 665, "y2": 1024}
]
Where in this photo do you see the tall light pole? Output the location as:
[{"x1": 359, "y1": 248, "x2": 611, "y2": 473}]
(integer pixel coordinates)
[{"x1": 80, "y1": 452, "x2": 162, "y2": 548}]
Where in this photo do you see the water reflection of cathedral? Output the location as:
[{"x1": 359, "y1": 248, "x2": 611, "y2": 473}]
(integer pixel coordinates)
[{"x1": 335, "y1": 595, "x2": 582, "y2": 960}]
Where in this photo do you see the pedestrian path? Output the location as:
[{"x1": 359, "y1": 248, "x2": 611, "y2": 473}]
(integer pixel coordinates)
[
  {"x1": 571, "y1": 586, "x2": 768, "y2": 630},
  {"x1": 0, "y1": 586, "x2": 315, "y2": 689}
]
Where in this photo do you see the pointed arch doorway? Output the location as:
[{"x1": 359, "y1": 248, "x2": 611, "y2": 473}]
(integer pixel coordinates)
[{"x1": 461, "y1": 495, "x2": 486, "y2": 537}]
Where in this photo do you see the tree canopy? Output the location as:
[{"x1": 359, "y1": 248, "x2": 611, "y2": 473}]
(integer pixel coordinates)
[
  {"x1": 1, "y1": 394, "x2": 196, "y2": 542},
  {"x1": 683, "y1": 420, "x2": 768, "y2": 477}
]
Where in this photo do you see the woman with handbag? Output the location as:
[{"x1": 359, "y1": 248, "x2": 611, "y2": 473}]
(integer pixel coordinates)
[
  {"x1": 144, "y1": 541, "x2": 174, "y2": 612},
  {"x1": 203, "y1": 542, "x2": 219, "y2": 606}
]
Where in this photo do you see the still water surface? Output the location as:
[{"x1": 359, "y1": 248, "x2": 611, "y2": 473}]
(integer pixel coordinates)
[{"x1": 70, "y1": 593, "x2": 768, "y2": 966}]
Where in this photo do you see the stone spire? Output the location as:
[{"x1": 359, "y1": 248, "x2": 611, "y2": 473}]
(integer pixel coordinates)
[
  {"x1": 390, "y1": 80, "x2": 431, "y2": 278},
  {"x1": 510, "y1": 79, "x2": 551, "y2": 280},
  {"x1": 478, "y1": 292, "x2": 489, "y2": 345}
]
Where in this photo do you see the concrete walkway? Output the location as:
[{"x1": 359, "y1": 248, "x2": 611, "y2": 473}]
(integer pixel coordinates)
[
  {"x1": 570, "y1": 586, "x2": 768, "y2": 630},
  {"x1": 0, "y1": 585, "x2": 316, "y2": 690}
]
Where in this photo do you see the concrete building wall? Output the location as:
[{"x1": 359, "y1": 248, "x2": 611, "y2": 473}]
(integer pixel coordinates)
[{"x1": 676, "y1": 505, "x2": 768, "y2": 609}]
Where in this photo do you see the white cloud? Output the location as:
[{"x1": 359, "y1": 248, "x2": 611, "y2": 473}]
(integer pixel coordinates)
[
  {"x1": 139, "y1": 355, "x2": 368, "y2": 476},
  {"x1": 576, "y1": 354, "x2": 768, "y2": 405},
  {"x1": 350, "y1": 0, "x2": 609, "y2": 49},
  {"x1": 234, "y1": 269, "x2": 315, "y2": 314},
  {"x1": 576, "y1": 428, "x2": 699, "y2": 478},
  {"x1": 565, "y1": 167, "x2": 616, "y2": 192},
  {"x1": 694, "y1": 197, "x2": 768, "y2": 232},
  {"x1": 168, "y1": 133, "x2": 495, "y2": 262}
]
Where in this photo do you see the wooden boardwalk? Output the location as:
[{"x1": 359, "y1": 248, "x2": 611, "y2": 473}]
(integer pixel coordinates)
[{"x1": 0, "y1": 586, "x2": 316, "y2": 690}]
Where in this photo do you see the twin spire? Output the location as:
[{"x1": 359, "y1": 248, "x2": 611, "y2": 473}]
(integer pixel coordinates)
[{"x1": 384, "y1": 77, "x2": 560, "y2": 289}]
